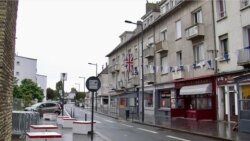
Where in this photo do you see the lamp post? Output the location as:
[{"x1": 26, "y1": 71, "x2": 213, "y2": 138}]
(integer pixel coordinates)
[
  {"x1": 88, "y1": 62, "x2": 98, "y2": 111},
  {"x1": 125, "y1": 20, "x2": 144, "y2": 122},
  {"x1": 75, "y1": 83, "x2": 80, "y2": 91},
  {"x1": 79, "y1": 76, "x2": 86, "y2": 93},
  {"x1": 61, "y1": 73, "x2": 67, "y2": 116}
]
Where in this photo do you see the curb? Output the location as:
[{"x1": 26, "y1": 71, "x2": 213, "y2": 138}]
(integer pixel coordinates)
[
  {"x1": 132, "y1": 120, "x2": 233, "y2": 141},
  {"x1": 96, "y1": 112, "x2": 119, "y2": 120}
]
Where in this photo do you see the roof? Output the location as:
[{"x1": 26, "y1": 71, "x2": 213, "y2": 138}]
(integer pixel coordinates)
[{"x1": 15, "y1": 55, "x2": 37, "y2": 61}]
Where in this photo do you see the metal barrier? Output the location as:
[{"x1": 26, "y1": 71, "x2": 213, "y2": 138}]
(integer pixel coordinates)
[{"x1": 12, "y1": 111, "x2": 40, "y2": 136}]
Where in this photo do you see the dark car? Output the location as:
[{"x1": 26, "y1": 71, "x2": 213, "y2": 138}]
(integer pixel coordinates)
[{"x1": 24, "y1": 101, "x2": 61, "y2": 116}]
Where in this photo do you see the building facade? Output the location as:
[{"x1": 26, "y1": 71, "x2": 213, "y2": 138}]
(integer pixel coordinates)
[
  {"x1": 106, "y1": 0, "x2": 217, "y2": 121},
  {"x1": 14, "y1": 55, "x2": 47, "y2": 101},
  {"x1": 214, "y1": 0, "x2": 250, "y2": 125},
  {"x1": 0, "y1": 0, "x2": 19, "y2": 140}
]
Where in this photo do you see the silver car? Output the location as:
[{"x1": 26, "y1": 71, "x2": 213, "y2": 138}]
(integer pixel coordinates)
[{"x1": 24, "y1": 102, "x2": 61, "y2": 116}]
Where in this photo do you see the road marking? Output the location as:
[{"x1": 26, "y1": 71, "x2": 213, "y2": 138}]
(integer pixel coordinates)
[
  {"x1": 104, "y1": 119, "x2": 115, "y2": 123},
  {"x1": 121, "y1": 123, "x2": 133, "y2": 128},
  {"x1": 166, "y1": 135, "x2": 190, "y2": 141},
  {"x1": 137, "y1": 128, "x2": 158, "y2": 134}
]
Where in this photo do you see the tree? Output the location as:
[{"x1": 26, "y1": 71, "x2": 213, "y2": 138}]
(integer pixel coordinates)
[
  {"x1": 46, "y1": 88, "x2": 57, "y2": 100},
  {"x1": 18, "y1": 79, "x2": 44, "y2": 102},
  {"x1": 75, "y1": 92, "x2": 86, "y2": 102},
  {"x1": 13, "y1": 77, "x2": 21, "y2": 98},
  {"x1": 55, "y1": 81, "x2": 63, "y2": 98}
]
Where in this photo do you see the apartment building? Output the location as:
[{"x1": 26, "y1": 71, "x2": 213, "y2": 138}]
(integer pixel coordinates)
[
  {"x1": 214, "y1": 0, "x2": 250, "y2": 127},
  {"x1": 14, "y1": 55, "x2": 47, "y2": 101},
  {"x1": 106, "y1": 0, "x2": 217, "y2": 120}
]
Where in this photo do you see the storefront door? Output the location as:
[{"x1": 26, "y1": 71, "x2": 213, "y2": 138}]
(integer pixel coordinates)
[{"x1": 229, "y1": 91, "x2": 237, "y2": 121}]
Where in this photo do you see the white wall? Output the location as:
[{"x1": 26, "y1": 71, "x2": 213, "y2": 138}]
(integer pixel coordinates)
[
  {"x1": 14, "y1": 55, "x2": 37, "y2": 84},
  {"x1": 37, "y1": 74, "x2": 47, "y2": 101}
]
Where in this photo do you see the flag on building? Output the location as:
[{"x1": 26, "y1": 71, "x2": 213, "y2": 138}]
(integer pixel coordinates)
[{"x1": 125, "y1": 54, "x2": 133, "y2": 72}]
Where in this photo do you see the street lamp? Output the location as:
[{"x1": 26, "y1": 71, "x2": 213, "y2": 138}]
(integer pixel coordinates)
[
  {"x1": 79, "y1": 76, "x2": 86, "y2": 93},
  {"x1": 88, "y1": 62, "x2": 98, "y2": 111},
  {"x1": 60, "y1": 73, "x2": 67, "y2": 116},
  {"x1": 75, "y1": 83, "x2": 80, "y2": 91},
  {"x1": 125, "y1": 20, "x2": 145, "y2": 122}
]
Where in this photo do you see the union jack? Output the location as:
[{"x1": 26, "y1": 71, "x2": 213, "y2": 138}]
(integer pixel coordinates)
[{"x1": 125, "y1": 54, "x2": 133, "y2": 72}]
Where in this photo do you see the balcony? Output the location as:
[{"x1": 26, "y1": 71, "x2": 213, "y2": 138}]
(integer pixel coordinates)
[
  {"x1": 155, "y1": 40, "x2": 169, "y2": 53},
  {"x1": 118, "y1": 80, "x2": 126, "y2": 89},
  {"x1": 143, "y1": 47, "x2": 154, "y2": 58},
  {"x1": 109, "y1": 64, "x2": 120, "y2": 73},
  {"x1": 130, "y1": 76, "x2": 140, "y2": 86},
  {"x1": 237, "y1": 48, "x2": 250, "y2": 67},
  {"x1": 144, "y1": 73, "x2": 154, "y2": 84},
  {"x1": 172, "y1": 71, "x2": 184, "y2": 80},
  {"x1": 185, "y1": 23, "x2": 205, "y2": 40}
]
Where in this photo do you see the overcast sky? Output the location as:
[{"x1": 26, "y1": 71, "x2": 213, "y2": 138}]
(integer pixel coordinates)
[{"x1": 16, "y1": 0, "x2": 158, "y2": 92}]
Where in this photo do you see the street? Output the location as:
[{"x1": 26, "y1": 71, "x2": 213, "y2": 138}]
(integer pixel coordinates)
[{"x1": 65, "y1": 104, "x2": 221, "y2": 141}]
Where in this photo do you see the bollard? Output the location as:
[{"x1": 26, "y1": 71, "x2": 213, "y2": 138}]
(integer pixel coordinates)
[{"x1": 85, "y1": 113, "x2": 87, "y2": 121}]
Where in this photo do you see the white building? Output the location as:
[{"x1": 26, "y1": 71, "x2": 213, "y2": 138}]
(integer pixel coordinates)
[
  {"x1": 14, "y1": 55, "x2": 47, "y2": 101},
  {"x1": 37, "y1": 74, "x2": 47, "y2": 102},
  {"x1": 214, "y1": 0, "x2": 250, "y2": 122},
  {"x1": 14, "y1": 55, "x2": 37, "y2": 84}
]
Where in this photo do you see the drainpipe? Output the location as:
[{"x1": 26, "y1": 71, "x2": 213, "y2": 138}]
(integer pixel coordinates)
[{"x1": 212, "y1": 0, "x2": 218, "y2": 74}]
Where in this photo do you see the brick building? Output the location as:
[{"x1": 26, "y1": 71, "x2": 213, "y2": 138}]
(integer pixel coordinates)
[{"x1": 0, "y1": 0, "x2": 19, "y2": 140}]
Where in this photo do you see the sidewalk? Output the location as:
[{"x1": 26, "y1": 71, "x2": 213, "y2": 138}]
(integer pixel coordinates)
[
  {"x1": 19, "y1": 115, "x2": 108, "y2": 141},
  {"x1": 133, "y1": 115, "x2": 250, "y2": 141}
]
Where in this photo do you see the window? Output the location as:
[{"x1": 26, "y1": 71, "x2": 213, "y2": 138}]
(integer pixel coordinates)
[
  {"x1": 148, "y1": 36, "x2": 154, "y2": 47},
  {"x1": 160, "y1": 29, "x2": 167, "y2": 41},
  {"x1": 217, "y1": 0, "x2": 226, "y2": 19},
  {"x1": 145, "y1": 92, "x2": 153, "y2": 108},
  {"x1": 194, "y1": 43, "x2": 205, "y2": 64},
  {"x1": 159, "y1": 90, "x2": 171, "y2": 108},
  {"x1": 134, "y1": 46, "x2": 138, "y2": 59},
  {"x1": 192, "y1": 9, "x2": 202, "y2": 24},
  {"x1": 177, "y1": 51, "x2": 182, "y2": 66},
  {"x1": 241, "y1": 0, "x2": 250, "y2": 8},
  {"x1": 176, "y1": 20, "x2": 182, "y2": 39},
  {"x1": 219, "y1": 34, "x2": 229, "y2": 60},
  {"x1": 243, "y1": 26, "x2": 250, "y2": 47},
  {"x1": 161, "y1": 52, "x2": 168, "y2": 74}
]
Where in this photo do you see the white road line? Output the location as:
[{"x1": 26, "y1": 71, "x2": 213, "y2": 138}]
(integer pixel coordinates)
[
  {"x1": 104, "y1": 119, "x2": 115, "y2": 123},
  {"x1": 120, "y1": 123, "x2": 133, "y2": 128},
  {"x1": 166, "y1": 135, "x2": 190, "y2": 141},
  {"x1": 137, "y1": 128, "x2": 158, "y2": 134},
  {"x1": 94, "y1": 120, "x2": 101, "y2": 123}
]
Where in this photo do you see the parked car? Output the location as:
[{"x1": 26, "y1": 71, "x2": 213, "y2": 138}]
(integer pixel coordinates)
[{"x1": 24, "y1": 101, "x2": 61, "y2": 117}]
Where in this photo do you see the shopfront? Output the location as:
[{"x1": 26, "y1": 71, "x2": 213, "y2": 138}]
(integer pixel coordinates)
[
  {"x1": 171, "y1": 76, "x2": 216, "y2": 120},
  {"x1": 217, "y1": 73, "x2": 239, "y2": 122}
]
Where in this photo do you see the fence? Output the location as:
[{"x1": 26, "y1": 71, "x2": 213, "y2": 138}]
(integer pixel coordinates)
[{"x1": 12, "y1": 111, "x2": 40, "y2": 136}]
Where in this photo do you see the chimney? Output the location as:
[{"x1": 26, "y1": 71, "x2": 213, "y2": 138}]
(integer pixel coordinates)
[{"x1": 146, "y1": 1, "x2": 159, "y2": 14}]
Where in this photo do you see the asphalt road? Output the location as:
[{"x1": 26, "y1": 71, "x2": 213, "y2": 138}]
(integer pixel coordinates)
[{"x1": 65, "y1": 104, "x2": 221, "y2": 141}]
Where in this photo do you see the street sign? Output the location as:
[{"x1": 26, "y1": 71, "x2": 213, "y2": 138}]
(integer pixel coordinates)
[
  {"x1": 85, "y1": 76, "x2": 101, "y2": 141},
  {"x1": 86, "y1": 76, "x2": 101, "y2": 92}
]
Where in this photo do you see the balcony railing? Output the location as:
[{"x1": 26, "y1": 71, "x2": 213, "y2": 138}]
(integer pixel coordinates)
[
  {"x1": 143, "y1": 47, "x2": 154, "y2": 58},
  {"x1": 185, "y1": 23, "x2": 204, "y2": 40},
  {"x1": 155, "y1": 40, "x2": 169, "y2": 53},
  {"x1": 144, "y1": 73, "x2": 154, "y2": 83},
  {"x1": 130, "y1": 76, "x2": 140, "y2": 86},
  {"x1": 237, "y1": 48, "x2": 250, "y2": 67},
  {"x1": 109, "y1": 64, "x2": 120, "y2": 73},
  {"x1": 172, "y1": 71, "x2": 184, "y2": 80}
]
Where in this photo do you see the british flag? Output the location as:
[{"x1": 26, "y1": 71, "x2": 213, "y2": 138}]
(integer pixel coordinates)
[{"x1": 125, "y1": 54, "x2": 133, "y2": 72}]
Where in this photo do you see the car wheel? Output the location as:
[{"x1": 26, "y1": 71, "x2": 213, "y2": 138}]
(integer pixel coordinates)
[{"x1": 55, "y1": 111, "x2": 60, "y2": 115}]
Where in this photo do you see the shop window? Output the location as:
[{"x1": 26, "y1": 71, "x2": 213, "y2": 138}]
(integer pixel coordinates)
[
  {"x1": 128, "y1": 98, "x2": 136, "y2": 107},
  {"x1": 103, "y1": 98, "x2": 108, "y2": 105},
  {"x1": 120, "y1": 98, "x2": 126, "y2": 108},
  {"x1": 145, "y1": 92, "x2": 153, "y2": 108},
  {"x1": 160, "y1": 90, "x2": 171, "y2": 108},
  {"x1": 193, "y1": 95, "x2": 212, "y2": 110}
]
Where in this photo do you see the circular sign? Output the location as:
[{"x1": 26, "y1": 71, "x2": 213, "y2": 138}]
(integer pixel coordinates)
[{"x1": 86, "y1": 76, "x2": 101, "y2": 92}]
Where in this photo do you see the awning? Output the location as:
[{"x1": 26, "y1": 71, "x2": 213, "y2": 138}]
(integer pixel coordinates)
[{"x1": 180, "y1": 83, "x2": 212, "y2": 95}]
